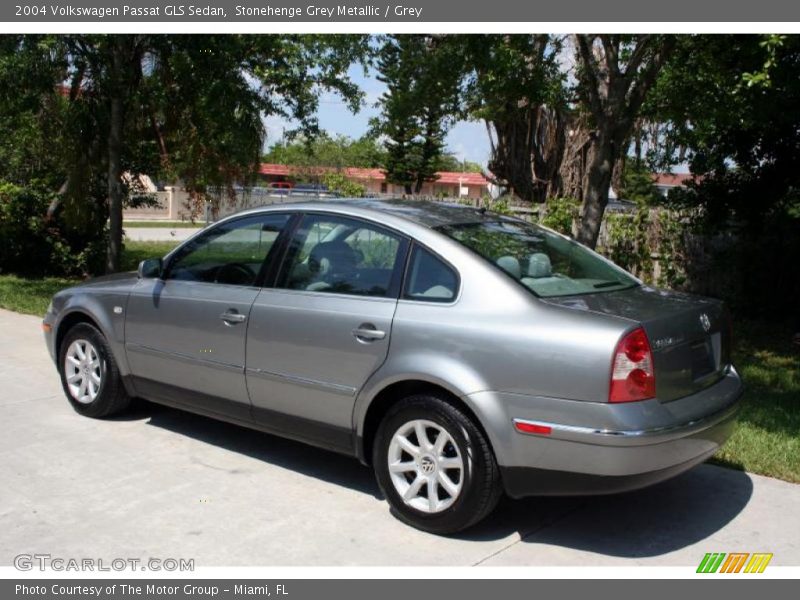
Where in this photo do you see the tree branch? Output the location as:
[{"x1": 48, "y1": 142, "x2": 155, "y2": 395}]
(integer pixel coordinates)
[
  {"x1": 624, "y1": 34, "x2": 654, "y2": 77},
  {"x1": 575, "y1": 34, "x2": 605, "y2": 121},
  {"x1": 599, "y1": 35, "x2": 621, "y2": 79},
  {"x1": 626, "y1": 36, "x2": 677, "y2": 116}
]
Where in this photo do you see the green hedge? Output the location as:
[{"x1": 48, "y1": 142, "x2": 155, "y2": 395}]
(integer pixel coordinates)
[{"x1": 0, "y1": 182, "x2": 106, "y2": 277}]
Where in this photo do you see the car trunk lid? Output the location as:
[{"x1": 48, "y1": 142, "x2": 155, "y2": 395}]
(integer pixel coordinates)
[{"x1": 543, "y1": 286, "x2": 731, "y2": 402}]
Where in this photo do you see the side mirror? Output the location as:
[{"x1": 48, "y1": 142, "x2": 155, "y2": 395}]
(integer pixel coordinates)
[{"x1": 137, "y1": 258, "x2": 163, "y2": 279}]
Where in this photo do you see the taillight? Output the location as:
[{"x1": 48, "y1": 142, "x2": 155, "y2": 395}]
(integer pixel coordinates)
[{"x1": 609, "y1": 327, "x2": 656, "y2": 403}]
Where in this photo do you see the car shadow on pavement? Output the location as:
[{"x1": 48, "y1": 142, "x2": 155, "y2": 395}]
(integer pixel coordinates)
[
  {"x1": 135, "y1": 401, "x2": 383, "y2": 498},
  {"x1": 133, "y1": 401, "x2": 754, "y2": 559},
  {"x1": 459, "y1": 464, "x2": 754, "y2": 559}
]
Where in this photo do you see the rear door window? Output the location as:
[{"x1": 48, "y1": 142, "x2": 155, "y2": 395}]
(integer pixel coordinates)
[{"x1": 278, "y1": 214, "x2": 408, "y2": 298}]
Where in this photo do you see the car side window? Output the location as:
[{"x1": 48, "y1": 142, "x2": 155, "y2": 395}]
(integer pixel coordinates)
[
  {"x1": 166, "y1": 214, "x2": 290, "y2": 286},
  {"x1": 280, "y1": 214, "x2": 407, "y2": 298},
  {"x1": 404, "y1": 245, "x2": 458, "y2": 302}
]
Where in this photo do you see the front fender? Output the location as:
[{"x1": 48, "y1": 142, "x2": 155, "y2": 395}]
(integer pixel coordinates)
[{"x1": 55, "y1": 293, "x2": 132, "y2": 377}]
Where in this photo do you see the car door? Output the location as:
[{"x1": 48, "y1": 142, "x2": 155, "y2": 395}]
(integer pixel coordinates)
[
  {"x1": 245, "y1": 213, "x2": 410, "y2": 451},
  {"x1": 125, "y1": 212, "x2": 293, "y2": 419}
]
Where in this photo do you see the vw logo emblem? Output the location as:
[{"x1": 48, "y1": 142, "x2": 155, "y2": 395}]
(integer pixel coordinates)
[
  {"x1": 699, "y1": 313, "x2": 711, "y2": 332},
  {"x1": 420, "y1": 456, "x2": 436, "y2": 474}
]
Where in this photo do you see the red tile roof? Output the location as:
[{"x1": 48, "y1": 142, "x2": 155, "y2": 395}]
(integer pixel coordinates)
[
  {"x1": 259, "y1": 163, "x2": 292, "y2": 176},
  {"x1": 259, "y1": 163, "x2": 489, "y2": 187},
  {"x1": 652, "y1": 172, "x2": 696, "y2": 187}
]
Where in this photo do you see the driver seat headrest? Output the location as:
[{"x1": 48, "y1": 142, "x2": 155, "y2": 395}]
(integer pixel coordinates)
[{"x1": 308, "y1": 241, "x2": 358, "y2": 276}]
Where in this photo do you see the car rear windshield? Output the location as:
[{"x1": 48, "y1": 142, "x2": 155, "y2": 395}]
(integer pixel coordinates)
[{"x1": 437, "y1": 219, "x2": 639, "y2": 298}]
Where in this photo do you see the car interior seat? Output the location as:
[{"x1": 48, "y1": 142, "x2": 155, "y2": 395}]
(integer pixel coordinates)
[
  {"x1": 305, "y1": 241, "x2": 359, "y2": 291},
  {"x1": 496, "y1": 255, "x2": 522, "y2": 279}
]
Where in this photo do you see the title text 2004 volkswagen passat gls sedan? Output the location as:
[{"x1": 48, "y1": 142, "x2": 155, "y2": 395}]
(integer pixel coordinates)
[{"x1": 43, "y1": 199, "x2": 743, "y2": 533}]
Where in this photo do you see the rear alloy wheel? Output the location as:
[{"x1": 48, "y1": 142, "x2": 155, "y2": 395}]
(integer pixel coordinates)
[
  {"x1": 58, "y1": 323, "x2": 131, "y2": 418},
  {"x1": 374, "y1": 394, "x2": 501, "y2": 534},
  {"x1": 387, "y1": 419, "x2": 465, "y2": 513}
]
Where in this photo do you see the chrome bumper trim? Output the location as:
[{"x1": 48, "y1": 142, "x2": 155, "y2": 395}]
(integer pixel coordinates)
[{"x1": 513, "y1": 398, "x2": 741, "y2": 444}]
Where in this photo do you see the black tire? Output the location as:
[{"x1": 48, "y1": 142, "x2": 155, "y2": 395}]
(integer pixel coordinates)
[
  {"x1": 57, "y1": 322, "x2": 131, "y2": 418},
  {"x1": 373, "y1": 394, "x2": 502, "y2": 534}
]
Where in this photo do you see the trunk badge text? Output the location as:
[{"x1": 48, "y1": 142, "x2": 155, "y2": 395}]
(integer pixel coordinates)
[{"x1": 652, "y1": 336, "x2": 682, "y2": 350}]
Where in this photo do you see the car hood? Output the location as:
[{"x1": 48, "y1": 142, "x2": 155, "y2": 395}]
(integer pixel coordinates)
[{"x1": 70, "y1": 271, "x2": 140, "y2": 291}]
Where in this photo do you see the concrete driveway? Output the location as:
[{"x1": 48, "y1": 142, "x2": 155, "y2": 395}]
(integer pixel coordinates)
[{"x1": 1, "y1": 307, "x2": 798, "y2": 567}]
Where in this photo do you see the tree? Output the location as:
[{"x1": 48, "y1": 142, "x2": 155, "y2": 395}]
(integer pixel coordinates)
[
  {"x1": 645, "y1": 35, "x2": 800, "y2": 224},
  {"x1": 0, "y1": 35, "x2": 68, "y2": 192},
  {"x1": 1, "y1": 34, "x2": 369, "y2": 273},
  {"x1": 434, "y1": 153, "x2": 484, "y2": 173},
  {"x1": 617, "y1": 161, "x2": 660, "y2": 205},
  {"x1": 460, "y1": 35, "x2": 566, "y2": 203},
  {"x1": 571, "y1": 34, "x2": 676, "y2": 248},
  {"x1": 642, "y1": 34, "x2": 800, "y2": 318},
  {"x1": 263, "y1": 133, "x2": 387, "y2": 169},
  {"x1": 373, "y1": 35, "x2": 463, "y2": 194}
]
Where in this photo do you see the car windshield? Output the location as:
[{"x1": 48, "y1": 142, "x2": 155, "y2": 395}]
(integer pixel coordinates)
[{"x1": 437, "y1": 219, "x2": 639, "y2": 298}]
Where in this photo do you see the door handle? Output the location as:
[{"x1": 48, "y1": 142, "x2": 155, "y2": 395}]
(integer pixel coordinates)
[
  {"x1": 220, "y1": 310, "x2": 247, "y2": 325},
  {"x1": 352, "y1": 324, "x2": 386, "y2": 342}
]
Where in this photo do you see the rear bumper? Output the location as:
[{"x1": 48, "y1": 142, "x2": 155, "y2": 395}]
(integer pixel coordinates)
[
  {"x1": 501, "y1": 401, "x2": 738, "y2": 497},
  {"x1": 465, "y1": 366, "x2": 743, "y2": 498}
]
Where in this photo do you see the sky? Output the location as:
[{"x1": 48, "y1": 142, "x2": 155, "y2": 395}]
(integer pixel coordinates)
[{"x1": 262, "y1": 65, "x2": 493, "y2": 167}]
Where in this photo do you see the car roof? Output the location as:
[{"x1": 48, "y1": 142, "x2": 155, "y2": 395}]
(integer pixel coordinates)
[{"x1": 234, "y1": 197, "x2": 498, "y2": 229}]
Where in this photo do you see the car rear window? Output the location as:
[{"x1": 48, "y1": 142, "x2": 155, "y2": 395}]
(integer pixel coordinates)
[{"x1": 437, "y1": 219, "x2": 638, "y2": 298}]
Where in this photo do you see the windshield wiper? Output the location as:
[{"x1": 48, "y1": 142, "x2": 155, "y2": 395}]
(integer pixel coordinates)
[{"x1": 593, "y1": 280, "x2": 625, "y2": 289}]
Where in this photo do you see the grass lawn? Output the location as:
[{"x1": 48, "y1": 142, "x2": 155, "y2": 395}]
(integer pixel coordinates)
[
  {"x1": 0, "y1": 253, "x2": 797, "y2": 483},
  {"x1": 0, "y1": 241, "x2": 179, "y2": 316},
  {"x1": 124, "y1": 220, "x2": 204, "y2": 229},
  {"x1": 0, "y1": 275, "x2": 79, "y2": 317},
  {"x1": 710, "y1": 321, "x2": 800, "y2": 483},
  {"x1": 119, "y1": 240, "x2": 180, "y2": 271}
]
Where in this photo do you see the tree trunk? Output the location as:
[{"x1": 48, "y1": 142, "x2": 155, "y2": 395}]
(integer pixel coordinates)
[
  {"x1": 557, "y1": 115, "x2": 591, "y2": 201},
  {"x1": 106, "y1": 41, "x2": 126, "y2": 273},
  {"x1": 487, "y1": 104, "x2": 565, "y2": 204},
  {"x1": 575, "y1": 133, "x2": 614, "y2": 249}
]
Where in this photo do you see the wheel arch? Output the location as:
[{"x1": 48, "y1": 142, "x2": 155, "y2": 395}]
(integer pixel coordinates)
[
  {"x1": 54, "y1": 300, "x2": 133, "y2": 382},
  {"x1": 355, "y1": 377, "x2": 498, "y2": 467},
  {"x1": 55, "y1": 310, "x2": 104, "y2": 358}
]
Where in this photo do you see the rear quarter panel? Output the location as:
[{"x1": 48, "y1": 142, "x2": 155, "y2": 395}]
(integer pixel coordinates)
[{"x1": 354, "y1": 244, "x2": 632, "y2": 440}]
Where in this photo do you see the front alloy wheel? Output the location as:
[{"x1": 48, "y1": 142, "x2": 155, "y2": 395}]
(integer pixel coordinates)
[
  {"x1": 64, "y1": 339, "x2": 103, "y2": 404},
  {"x1": 373, "y1": 394, "x2": 502, "y2": 534},
  {"x1": 58, "y1": 322, "x2": 131, "y2": 418}
]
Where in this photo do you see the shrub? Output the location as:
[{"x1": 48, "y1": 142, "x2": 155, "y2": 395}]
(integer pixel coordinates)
[
  {"x1": 0, "y1": 181, "x2": 106, "y2": 277},
  {"x1": 604, "y1": 208, "x2": 654, "y2": 283},
  {"x1": 321, "y1": 172, "x2": 365, "y2": 197},
  {"x1": 537, "y1": 197, "x2": 580, "y2": 235}
]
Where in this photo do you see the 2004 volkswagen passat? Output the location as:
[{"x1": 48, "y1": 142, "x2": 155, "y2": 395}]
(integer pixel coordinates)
[{"x1": 43, "y1": 199, "x2": 743, "y2": 533}]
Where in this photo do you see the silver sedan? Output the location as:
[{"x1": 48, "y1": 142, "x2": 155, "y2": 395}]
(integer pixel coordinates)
[{"x1": 43, "y1": 199, "x2": 743, "y2": 533}]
